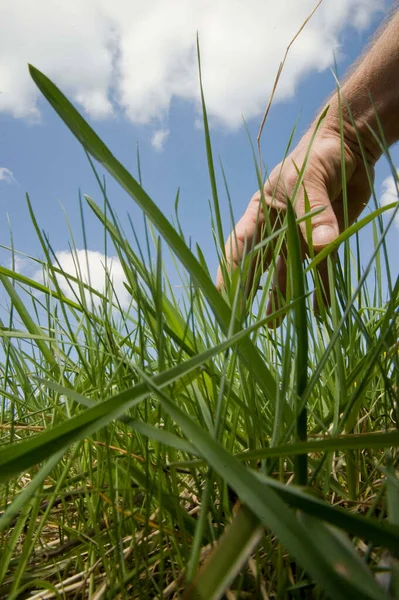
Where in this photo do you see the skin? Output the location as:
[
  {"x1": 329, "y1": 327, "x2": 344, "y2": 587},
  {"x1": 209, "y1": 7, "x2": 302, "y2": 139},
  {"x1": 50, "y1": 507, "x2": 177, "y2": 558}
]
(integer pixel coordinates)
[{"x1": 217, "y1": 7, "x2": 399, "y2": 324}]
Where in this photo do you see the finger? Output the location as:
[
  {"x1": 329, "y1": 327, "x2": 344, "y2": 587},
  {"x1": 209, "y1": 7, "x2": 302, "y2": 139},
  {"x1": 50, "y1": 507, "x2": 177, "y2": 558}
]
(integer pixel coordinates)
[
  {"x1": 267, "y1": 245, "x2": 331, "y2": 328},
  {"x1": 216, "y1": 209, "x2": 258, "y2": 291},
  {"x1": 216, "y1": 193, "x2": 278, "y2": 291},
  {"x1": 295, "y1": 182, "x2": 340, "y2": 251},
  {"x1": 312, "y1": 171, "x2": 373, "y2": 312}
]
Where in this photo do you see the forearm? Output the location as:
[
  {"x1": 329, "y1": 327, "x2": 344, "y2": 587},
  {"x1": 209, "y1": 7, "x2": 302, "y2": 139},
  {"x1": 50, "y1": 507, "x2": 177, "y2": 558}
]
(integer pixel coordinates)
[{"x1": 327, "y1": 6, "x2": 399, "y2": 161}]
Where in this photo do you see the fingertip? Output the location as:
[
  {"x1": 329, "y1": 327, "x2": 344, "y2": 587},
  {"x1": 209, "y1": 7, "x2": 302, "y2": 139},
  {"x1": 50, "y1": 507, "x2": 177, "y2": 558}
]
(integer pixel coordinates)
[
  {"x1": 312, "y1": 224, "x2": 338, "y2": 249},
  {"x1": 216, "y1": 267, "x2": 223, "y2": 291}
]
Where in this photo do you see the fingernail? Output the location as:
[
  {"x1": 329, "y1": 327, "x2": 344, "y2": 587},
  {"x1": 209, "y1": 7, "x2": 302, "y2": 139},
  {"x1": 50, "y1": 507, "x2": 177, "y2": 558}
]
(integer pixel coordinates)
[{"x1": 312, "y1": 225, "x2": 337, "y2": 247}]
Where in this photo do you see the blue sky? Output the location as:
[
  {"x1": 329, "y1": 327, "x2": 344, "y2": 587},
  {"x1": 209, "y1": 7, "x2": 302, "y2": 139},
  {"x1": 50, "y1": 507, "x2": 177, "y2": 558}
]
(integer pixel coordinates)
[{"x1": 0, "y1": 0, "x2": 398, "y2": 307}]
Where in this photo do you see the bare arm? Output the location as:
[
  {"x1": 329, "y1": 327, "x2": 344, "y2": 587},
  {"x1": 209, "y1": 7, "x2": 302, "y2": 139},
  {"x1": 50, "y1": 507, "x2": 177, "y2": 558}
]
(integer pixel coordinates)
[{"x1": 327, "y1": 6, "x2": 399, "y2": 159}]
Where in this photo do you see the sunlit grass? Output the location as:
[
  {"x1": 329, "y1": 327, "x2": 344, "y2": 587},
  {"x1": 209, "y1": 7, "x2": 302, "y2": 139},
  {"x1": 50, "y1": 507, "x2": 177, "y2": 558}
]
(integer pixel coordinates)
[{"x1": 0, "y1": 61, "x2": 398, "y2": 600}]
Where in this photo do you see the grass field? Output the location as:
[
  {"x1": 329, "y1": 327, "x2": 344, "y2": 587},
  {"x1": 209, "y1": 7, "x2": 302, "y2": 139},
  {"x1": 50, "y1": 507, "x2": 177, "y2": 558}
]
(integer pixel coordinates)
[{"x1": 0, "y1": 62, "x2": 399, "y2": 599}]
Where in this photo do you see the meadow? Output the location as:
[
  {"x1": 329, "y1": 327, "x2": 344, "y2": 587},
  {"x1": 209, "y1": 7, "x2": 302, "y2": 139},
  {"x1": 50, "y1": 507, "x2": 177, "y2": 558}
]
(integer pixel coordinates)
[{"x1": 0, "y1": 59, "x2": 398, "y2": 599}]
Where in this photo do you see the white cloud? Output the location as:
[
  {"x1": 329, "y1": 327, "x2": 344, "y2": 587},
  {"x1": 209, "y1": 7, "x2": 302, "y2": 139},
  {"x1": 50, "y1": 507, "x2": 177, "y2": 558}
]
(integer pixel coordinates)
[
  {"x1": 380, "y1": 170, "x2": 399, "y2": 228},
  {"x1": 0, "y1": 0, "x2": 384, "y2": 130},
  {"x1": 35, "y1": 249, "x2": 131, "y2": 310},
  {"x1": 0, "y1": 167, "x2": 16, "y2": 184},
  {"x1": 8, "y1": 255, "x2": 29, "y2": 272},
  {"x1": 151, "y1": 128, "x2": 170, "y2": 152}
]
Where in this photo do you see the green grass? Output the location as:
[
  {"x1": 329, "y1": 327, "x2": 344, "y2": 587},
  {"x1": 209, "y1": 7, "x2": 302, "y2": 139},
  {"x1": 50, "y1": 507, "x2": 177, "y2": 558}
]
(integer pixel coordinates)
[{"x1": 0, "y1": 62, "x2": 398, "y2": 600}]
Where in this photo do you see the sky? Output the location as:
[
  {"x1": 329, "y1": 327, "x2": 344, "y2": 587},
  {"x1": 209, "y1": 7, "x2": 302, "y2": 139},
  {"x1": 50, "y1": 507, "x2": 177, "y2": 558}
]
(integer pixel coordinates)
[{"x1": 0, "y1": 0, "x2": 398, "y2": 311}]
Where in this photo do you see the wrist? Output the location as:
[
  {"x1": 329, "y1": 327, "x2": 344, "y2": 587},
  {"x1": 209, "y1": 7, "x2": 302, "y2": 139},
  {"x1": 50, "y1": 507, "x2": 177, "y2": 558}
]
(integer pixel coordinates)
[{"x1": 320, "y1": 96, "x2": 382, "y2": 166}]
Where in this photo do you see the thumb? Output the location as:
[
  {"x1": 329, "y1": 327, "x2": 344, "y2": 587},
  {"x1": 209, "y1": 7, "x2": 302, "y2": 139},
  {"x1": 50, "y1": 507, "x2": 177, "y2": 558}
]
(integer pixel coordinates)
[
  {"x1": 312, "y1": 223, "x2": 339, "y2": 248},
  {"x1": 298, "y1": 184, "x2": 339, "y2": 251}
]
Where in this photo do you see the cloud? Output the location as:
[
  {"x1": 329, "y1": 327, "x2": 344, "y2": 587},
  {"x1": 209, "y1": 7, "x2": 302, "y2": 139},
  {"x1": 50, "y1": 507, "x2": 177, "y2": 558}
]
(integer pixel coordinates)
[
  {"x1": 0, "y1": 167, "x2": 16, "y2": 184},
  {"x1": 35, "y1": 249, "x2": 131, "y2": 310},
  {"x1": 0, "y1": 0, "x2": 384, "y2": 130},
  {"x1": 151, "y1": 128, "x2": 170, "y2": 152},
  {"x1": 8, "y1": 255, "x2": 29, "y2": 272},
  {"x1": 380, "y1": 170, "x2": 399, "y2": 228}
]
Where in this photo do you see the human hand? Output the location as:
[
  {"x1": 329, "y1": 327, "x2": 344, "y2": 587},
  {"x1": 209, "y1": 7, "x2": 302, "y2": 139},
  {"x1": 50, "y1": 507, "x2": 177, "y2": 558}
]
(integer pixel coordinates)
[{"x1": 216, "y1": 114, "x2": 376, "y2": 325}]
